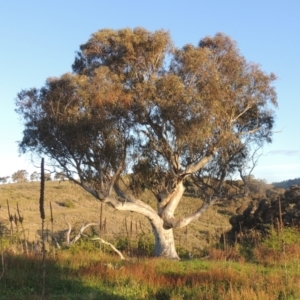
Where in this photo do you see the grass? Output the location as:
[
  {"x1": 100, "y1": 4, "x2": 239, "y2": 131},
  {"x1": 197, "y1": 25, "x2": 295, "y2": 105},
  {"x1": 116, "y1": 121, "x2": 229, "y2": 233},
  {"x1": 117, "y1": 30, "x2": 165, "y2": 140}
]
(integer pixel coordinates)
[
  {"x1": 1, "y1": 245, "x2": 300, "y2": 299},
  {"x1": 0, "y1": 180, "x2": 234, "y2": 252},
  {"x1": 1, "y1": 181, "x2": 300, "y2": 299}
]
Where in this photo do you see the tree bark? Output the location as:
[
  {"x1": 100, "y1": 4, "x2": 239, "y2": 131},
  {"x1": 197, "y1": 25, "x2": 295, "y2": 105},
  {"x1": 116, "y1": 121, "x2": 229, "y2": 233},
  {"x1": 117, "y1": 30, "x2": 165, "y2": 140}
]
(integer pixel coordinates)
[{"x1": 151, "y1": 221, "x2": 179, "y2": 260}]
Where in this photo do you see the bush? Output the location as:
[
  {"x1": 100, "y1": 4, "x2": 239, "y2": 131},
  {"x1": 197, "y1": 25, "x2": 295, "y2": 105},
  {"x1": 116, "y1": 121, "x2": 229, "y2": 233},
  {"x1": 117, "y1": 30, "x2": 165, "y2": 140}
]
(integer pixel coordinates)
[
  {"x1": 262, "y1": 227, "x2": 300, "y2": 251},
  {"x1": 61, "y1": 199, "x2": 75, "y2": 208},
  {"x1": 116, "y1": 236, "x2": 130, "y2": 251},
  {"x1": 137, "y1": 234, "x2": 154, "y2": 256},
  {"x1": 68, "y1": 238, "x2": 99, "y2": 254}
]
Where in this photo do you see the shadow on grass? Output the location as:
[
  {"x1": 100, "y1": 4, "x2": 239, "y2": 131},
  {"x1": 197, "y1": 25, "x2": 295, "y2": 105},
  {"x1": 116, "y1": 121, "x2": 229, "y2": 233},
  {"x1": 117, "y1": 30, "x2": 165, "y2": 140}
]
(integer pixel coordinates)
[{"x1": 0, "y1": 253, "x2": 126, "y2": 300}]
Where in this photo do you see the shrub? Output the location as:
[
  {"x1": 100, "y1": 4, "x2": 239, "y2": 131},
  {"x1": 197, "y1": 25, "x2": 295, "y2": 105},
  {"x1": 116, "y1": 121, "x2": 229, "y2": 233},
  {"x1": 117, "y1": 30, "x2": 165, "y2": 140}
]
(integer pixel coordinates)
[
  {"x1": 62, "y1": 199, "x2": 75, "y2": 208},
  {"x1": 137, "y1": 234, "x2": 154, "y2": 256},
  {"x1": 262, "y1": 227, "x2": 300, "y2": 251}
]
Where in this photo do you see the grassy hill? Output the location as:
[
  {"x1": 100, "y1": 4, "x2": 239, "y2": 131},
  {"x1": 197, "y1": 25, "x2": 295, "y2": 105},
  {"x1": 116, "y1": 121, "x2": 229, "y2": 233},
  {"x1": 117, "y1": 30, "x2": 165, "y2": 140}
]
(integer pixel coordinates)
[{"x1": 0, "y1": 180, "x2": 246, "y2": 254}]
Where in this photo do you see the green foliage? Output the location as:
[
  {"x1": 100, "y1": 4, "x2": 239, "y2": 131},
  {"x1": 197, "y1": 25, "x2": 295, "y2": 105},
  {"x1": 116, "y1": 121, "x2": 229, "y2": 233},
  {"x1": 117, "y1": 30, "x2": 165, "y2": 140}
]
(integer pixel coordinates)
[
  {"x1": 0, "y1": 236, "x2": 11, "y2": 251},
  {"x1": 262, "y1": 227, "x2": 300, "y2": 251},
  {"x1": 115, "y1": 236, "x2": 130, "y2": 251},
  {"x1": 67, "y1": 238, "x2": 99, "y2": 254},
  {"x1": 137, "y1": 233, "x2": 154, "y2": 256}
]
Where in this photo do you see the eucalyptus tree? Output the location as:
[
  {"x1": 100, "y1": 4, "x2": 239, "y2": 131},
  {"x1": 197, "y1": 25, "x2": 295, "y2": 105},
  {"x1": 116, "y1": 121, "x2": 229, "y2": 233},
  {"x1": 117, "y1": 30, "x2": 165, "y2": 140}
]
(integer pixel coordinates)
[
  {"x1": 16, "y1": 28, "x2": 277, "y2": 259},
  {"x1": 54, "y1": 172, "x2": 67, "y2": 182},
  {"x1": 11, "y1": 170, "x2": 28, "y2": 183},
  {"x1": 0, "y1": 176, "x2": 10, "y2": 184},
  {"x1": 30, "y1": 171, "x2": 39, "y2": 182}
]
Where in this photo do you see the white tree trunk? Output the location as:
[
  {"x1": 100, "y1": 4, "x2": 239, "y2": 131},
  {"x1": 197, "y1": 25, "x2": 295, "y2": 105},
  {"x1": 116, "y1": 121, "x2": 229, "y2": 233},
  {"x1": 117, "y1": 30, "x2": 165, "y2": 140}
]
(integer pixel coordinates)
[{"x1": 151, "y1": 219, "x2": 180, "y2": 260}]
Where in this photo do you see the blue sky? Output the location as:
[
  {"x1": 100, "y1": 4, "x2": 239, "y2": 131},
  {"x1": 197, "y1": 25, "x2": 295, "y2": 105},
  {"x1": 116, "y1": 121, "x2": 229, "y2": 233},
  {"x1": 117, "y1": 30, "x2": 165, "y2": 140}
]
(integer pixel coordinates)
[{"x1": 0, "y1": 1, "x2": 299, "y2": 183}]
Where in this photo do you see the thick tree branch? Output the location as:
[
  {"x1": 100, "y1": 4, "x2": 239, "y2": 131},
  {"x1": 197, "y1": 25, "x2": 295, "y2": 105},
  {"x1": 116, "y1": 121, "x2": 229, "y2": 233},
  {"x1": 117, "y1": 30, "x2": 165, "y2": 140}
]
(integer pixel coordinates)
[
  {"x1": 103, "y1": 195, "x2": 157, "y2": 216},
  {"x1": 159, "y1": 182, "x2": 185, "y2": 218},
  {"x1": 166, "y1": 197, "x2": 218, "y2": 229},
  {"x1": 113, "y1": 180, "x2": 136, "y2": 203},
  {"x1": 185, "y1": 154, "x2": 213, "y2": 174}
]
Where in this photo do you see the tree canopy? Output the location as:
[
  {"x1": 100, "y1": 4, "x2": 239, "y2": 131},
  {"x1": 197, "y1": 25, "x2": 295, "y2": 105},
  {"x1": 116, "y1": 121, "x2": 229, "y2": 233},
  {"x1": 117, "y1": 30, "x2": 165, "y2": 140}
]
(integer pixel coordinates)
[
  {"x1": 16, "y1": 28, "x2": 277, "y2": 259},
  {"x1": 11, "y1": 170, "x2": 28, "y2": 183},
  {"x1": 0, "y1": 176, "x2": 10, "y2": 184}
]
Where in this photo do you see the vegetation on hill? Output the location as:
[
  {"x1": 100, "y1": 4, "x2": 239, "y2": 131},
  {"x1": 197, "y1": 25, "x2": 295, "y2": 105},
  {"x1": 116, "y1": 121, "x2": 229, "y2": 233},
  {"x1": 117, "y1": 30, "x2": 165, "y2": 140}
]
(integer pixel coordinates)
[
  {"x1": 1, "y1": 180, "x2": 300, "y2": 298},
  {"x1": 0, "y1": 181, "x2": 233, "y2": 254},
  {"x1": 272, "y1": 177, "x2": 300, "y2": 189}
]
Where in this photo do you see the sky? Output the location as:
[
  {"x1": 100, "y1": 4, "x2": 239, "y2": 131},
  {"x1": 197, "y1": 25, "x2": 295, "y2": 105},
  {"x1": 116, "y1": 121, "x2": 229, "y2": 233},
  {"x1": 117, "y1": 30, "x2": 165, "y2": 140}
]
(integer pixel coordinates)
[{"x1": 0, "y1": 1, "x2": 299, "y2": 183}]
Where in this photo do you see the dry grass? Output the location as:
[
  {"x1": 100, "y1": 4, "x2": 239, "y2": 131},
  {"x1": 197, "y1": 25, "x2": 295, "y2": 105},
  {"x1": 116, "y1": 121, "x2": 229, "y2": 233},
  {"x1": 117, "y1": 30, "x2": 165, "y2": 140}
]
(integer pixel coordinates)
[{"x1": 0, "y1": 180, "x2": 240, "y2": 254}]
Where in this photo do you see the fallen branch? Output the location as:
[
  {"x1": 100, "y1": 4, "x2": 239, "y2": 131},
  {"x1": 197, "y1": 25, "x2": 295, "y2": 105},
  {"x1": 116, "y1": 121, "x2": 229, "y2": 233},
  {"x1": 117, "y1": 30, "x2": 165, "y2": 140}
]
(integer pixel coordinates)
[
  {"x1": 69, "y1": 223, "x2": 99, "y2": 245},
  {"x1": 51, "y1": 236, "x2": 61, "y2": 249},
  {"x1": 53, "y1": 220, "x2": 122, "y2": 261},
  {"x1": 64, "y1": 217, "x2": 99, "y2": 246},
  {"x1": 92, "y1": 238, "x2": 126, "y2": 260},
  {"x1": 65, "y1": 217, "x2": 72, "y2": 246}
]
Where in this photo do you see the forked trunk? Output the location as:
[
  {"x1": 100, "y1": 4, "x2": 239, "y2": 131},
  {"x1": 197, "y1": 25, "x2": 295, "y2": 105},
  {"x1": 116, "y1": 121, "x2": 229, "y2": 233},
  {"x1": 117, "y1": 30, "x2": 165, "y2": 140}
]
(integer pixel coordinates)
[
  {"x1": 151, "y1": 219, "x2": 179, "y2": 260},
  {"x1": 102, "y1": 195, "x2": 180, "y2": 259}
]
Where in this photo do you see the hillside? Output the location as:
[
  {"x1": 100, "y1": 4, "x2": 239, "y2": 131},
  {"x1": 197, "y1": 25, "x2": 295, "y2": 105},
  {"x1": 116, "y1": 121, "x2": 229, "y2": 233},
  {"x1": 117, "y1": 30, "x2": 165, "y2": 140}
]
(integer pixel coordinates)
[
  {"x1": 272, "y1": 177, "x2": 300, "y2": 189},
  {"x1": 0, "y1": 180, "x2": 248, "y2": 254}
]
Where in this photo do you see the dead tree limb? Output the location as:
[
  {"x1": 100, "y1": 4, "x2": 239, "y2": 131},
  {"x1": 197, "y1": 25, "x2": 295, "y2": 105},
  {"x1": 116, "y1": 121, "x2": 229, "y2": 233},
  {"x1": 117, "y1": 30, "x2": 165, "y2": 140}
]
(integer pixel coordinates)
[
  {"x1": 69, "y1": 223, "x2": 99, "y2": 245},
  {"x1": 65, "y1": 217, "x2": 72, "y2": 246},
  {"x1": 51, "y1": 236, "x2": 61, "y2": 249},
  {"x1": 92, "y1": 238, "x2": 126, "y2": 260},
  {"x1": 63, "y1": 217, "x2": 99, "y2": 246},
  {"x1": 55, "y1": 219, "x2": 122, "y2": 259}
]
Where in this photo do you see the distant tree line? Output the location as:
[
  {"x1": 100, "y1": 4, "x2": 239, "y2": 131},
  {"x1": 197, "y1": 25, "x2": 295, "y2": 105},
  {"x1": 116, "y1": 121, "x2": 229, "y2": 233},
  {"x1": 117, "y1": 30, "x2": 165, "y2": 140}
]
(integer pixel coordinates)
[
  {"x1": 0, "y1": 170, "x2": 67, "y2": 184},
  {"x1": 272, "y1": 177, "x2": 300, "y2": 189}
]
